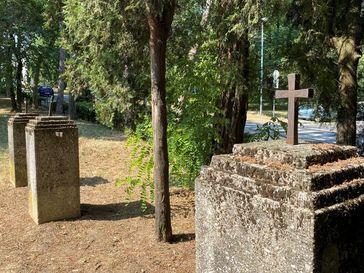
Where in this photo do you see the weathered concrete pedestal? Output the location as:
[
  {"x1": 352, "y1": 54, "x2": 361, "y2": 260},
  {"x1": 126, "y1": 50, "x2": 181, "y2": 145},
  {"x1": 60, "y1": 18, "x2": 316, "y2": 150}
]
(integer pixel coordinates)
[
  {"x1": 196, "y1": 140, "x2": 364, "y2": 273},
  {"x1": 8, "y1": 113, "x2": 38, "y2": 187},
  {"x1": 26, "y1": 116, "x2": 80, "y2": 224}
]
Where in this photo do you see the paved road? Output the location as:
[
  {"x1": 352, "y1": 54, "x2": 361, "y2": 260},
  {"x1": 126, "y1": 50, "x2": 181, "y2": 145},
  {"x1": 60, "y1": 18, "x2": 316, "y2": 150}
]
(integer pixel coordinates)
[{"x1": 245, "y1": 120, "x2": 337, "y2": 143}]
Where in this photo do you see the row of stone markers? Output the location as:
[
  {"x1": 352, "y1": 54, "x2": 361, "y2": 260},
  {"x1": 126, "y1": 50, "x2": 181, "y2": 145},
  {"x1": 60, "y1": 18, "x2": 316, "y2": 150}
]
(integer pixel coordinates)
[{"x1": 8, "y1": 114, "x2": 80, "y2": 224}]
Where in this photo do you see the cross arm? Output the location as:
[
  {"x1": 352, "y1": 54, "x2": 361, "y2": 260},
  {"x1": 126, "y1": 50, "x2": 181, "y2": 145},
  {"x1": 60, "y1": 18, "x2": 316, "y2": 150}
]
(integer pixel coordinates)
[{"x1": 275, "y1": 88, "x2": 314, "y2": 99}]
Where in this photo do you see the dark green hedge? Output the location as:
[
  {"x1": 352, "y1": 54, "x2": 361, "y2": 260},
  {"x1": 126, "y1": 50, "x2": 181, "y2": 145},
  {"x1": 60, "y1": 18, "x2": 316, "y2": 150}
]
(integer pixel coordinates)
[{"x1": 76, "y1": 101, "x2": 96, "y2": 122}]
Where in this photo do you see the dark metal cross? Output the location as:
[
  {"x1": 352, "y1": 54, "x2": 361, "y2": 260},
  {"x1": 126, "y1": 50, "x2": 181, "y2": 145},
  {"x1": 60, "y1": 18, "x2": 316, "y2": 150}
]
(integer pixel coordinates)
[{"x1": 275, "y1": 73, "x2": 314, "y2": 145}]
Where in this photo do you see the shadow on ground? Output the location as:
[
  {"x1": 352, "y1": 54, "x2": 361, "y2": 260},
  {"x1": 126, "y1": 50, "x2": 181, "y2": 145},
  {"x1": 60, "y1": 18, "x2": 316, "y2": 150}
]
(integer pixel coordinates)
[
  {"x1": 172, "y1": 233, "x2": 195, "y2": 243},
  {"x1": 80, "y1": 176, "x2": 109, "y2": 187},
  {"x1": 80, "y1": 201, "x2": 154, "y2": 221}
]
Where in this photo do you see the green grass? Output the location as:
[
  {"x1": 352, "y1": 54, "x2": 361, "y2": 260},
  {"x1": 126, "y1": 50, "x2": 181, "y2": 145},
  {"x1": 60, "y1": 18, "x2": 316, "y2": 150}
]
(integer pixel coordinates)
[
  {"x1": 250, "y1": 110, "x2": 287, "y2": 119},
  {"x1": 76, "y1": 120, "x2": 125, "y2": 140}
]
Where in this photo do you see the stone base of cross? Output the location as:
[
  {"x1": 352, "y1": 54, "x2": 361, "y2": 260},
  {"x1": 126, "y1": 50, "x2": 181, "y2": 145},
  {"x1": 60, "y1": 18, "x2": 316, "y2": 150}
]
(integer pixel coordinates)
[{"x1": 275, "y1": 74, "x2": 314, "y2": 145}]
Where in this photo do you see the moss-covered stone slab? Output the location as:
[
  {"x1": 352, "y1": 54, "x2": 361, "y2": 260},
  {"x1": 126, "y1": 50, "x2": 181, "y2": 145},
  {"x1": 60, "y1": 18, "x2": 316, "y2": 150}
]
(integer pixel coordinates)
[{"x1": 196, "y1": 140, "x2": 364, "y2": 273}]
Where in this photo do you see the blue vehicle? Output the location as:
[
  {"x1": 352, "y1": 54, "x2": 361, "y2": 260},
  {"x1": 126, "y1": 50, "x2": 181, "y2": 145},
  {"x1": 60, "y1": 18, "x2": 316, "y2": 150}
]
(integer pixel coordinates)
[
  {"x1": 38, "y1": 86, "x2": 54, "y2": 97},
  {"x1": 298, "y1": 104, "x2": 336, "y2": 122},
  {"x1": 298, "y1": 105, "x2": 315, "y2": 120}
]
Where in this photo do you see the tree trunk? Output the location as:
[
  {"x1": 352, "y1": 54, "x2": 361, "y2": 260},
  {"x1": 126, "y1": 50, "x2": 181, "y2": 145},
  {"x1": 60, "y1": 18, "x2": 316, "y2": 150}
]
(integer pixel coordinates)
[
  {"x1": 32, "y1": 59, "x2": 41, "y2": 109},
  {"x1": 5, "y1": 80, "x2": 10, "y2": 97},
  {"x1": 6, "y1": 46, "x2": 17, "y2": 111},
  {"x1": 146, "y1": 1, "x2": 175, "y2": 243},
  {"x1": 16, "y1": 56, "x2": 23, "y2": 112},
  {"x1": 56, "y1": 47, "x2": 66, "y2": 114},
  {"x1": 333, "y1": 1, "x2": 363, "y2": 146},
  {"x1": 216, "y1": 30, "x2": 250, "y2": 154},
  {"x1": 218, "y1": 89, "x2": 248, "y2": 153},
  {"x1": 201, "y1": 0, "x2": 212, "y2": 24},
  {"x1": 335, "y1": 36, "x2": 361, "y2": 145},
  {"x1": 69, "y1": 94, "x2": 76, "y2": 120}
]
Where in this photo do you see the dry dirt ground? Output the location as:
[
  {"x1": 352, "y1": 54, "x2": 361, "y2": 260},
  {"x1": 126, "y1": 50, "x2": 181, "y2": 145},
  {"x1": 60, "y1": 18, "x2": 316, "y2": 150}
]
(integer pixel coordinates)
[{"x1": 0, "y1": 97, "x2": 195, "y2": 273}]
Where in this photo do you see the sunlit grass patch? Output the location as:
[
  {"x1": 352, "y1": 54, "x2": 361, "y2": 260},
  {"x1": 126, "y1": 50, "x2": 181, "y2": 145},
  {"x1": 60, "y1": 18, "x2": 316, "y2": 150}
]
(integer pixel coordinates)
[
  {"x1": 247, "y1": 110, "x2": 287, "y2": 123},
  {"x1": 76, "y1": 120, "x2": 125, "y2": 141}
]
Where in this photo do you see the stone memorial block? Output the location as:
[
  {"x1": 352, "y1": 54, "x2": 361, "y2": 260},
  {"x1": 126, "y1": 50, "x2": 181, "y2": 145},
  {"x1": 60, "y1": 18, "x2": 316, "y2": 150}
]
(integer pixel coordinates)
[
  {"x1": 26, "y1": 116, "x2": 80, "y2": 224},
  {"x1": 8, "y1": 113, "x2": 38, "y2": 187},
  {"x1": 196, "y1": 140, "x2": 364, "y2": 273}
]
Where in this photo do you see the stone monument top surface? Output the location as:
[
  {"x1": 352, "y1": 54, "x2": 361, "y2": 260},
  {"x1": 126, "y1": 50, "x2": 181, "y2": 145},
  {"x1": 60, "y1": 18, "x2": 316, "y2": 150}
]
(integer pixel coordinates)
[
  {"x1": 26, "y1": 116, "x2": 77, "y2": 130},
  {"x1": 205, "y1": 140, "x2": 364, "y2": 207},
  {"x1": 196, "y1": 141, "x2": 364, "y2": 273},
  {"x1": 232, "y1": 140, "x2": 358, "y2": 169},
  {"x1": 8, "y1": 113, "x2": 38, "y2": 124},
  {"x1": 14, "y1": 113, "x2": 38, "y2": 117}
]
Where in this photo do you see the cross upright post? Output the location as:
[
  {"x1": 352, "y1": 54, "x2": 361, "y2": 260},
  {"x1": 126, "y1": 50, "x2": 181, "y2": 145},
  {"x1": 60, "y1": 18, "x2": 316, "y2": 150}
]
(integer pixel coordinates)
[{"x1": 275, "y1": 74, "x2": 313, "y2": 145}]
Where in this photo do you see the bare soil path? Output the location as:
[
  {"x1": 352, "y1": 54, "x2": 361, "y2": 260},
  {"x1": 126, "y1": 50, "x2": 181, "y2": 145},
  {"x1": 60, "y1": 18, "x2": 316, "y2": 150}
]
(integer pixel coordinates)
[{"x1": 0, "y1": 97, "x2": 195, "y2": 273}]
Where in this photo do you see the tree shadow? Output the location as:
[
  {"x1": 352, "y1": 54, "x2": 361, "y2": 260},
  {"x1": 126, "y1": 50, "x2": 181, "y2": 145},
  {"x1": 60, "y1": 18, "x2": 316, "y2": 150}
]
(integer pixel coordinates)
[
  {"x1": 80, "y1": 201, "x2": 154, "y2": 221},
  {"x1": 172, "y1": 233, "x2": 195, "y2": 243},
  {"x1": 80, "y1": 176, "x2": 109, "y2": 187}
]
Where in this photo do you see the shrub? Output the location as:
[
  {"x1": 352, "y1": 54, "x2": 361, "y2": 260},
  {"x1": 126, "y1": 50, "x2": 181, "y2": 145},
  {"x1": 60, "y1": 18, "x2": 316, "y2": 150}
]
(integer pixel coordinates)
[
  {"x1": 245, "y1": 117, "x2": 291, "y2": 142},
  {"x1": 116, "y1": 121, "x2": 154, "y2": 211},
  {"x1": 76, "y1": 101, "x2": 96, "y2": 122}
]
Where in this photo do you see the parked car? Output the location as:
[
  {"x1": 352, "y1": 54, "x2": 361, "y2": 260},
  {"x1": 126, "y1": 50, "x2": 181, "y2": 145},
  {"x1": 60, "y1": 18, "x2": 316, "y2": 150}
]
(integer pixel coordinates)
[
  {"x1": 298, "y1": 105, "x2": 315, "y2": 120},
  {"x1": 38, "y1": 86, "x2": 54, "y2": 97},
  {"x1": 298, "y1": 104, "x2": 336, "y2": 122}
]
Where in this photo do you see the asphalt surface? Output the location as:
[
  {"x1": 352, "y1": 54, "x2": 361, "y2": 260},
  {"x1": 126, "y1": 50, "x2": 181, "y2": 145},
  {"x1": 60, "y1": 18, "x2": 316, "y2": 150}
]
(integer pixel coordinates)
[{"x1": 245, "y1": 119, "x2": 337, "y2": 143}]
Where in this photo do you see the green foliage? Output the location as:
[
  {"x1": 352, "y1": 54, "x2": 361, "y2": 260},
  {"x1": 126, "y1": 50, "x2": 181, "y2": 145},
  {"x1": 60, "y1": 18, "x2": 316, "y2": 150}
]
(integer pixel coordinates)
[
  {"x1": 166, "y1": 41, "x2": 222, "y2": 186},
  {"x1": 277, "y1": 0, "x2": 364, "y2": 118},
  {"x1": 117, "y1": 101, "x2": 217, "y2": 204},
  {"x1": 145, "y1": 0, "x2": 176, "y2": 17},
  {"x1": 4, "y1": 0, "x2": 361, "y2": 205},
  {"x1": 167, "y1": 127, "x2": 207, "y2": 188},
  {"x1": 0, "y1": 0, "x2": 60, "y2": 107},
  {"x1": 247, "y1": 117, "x2": 287, "y2": 142},
  {"x1": 117, "y1": 42, "x2": 223, "y2": 194},
  {"x1": 115, "y1": 1, "x2": 222, "y2": 204},
  {"x1": 76, "y1": 101, "x2": 96, "y2": 122},
  {"x1": 63, "y1": 0, "x2": 149, "y2": 129},
  {"x1": 116, "y1": 121, "x2": 154, "y2": 211}
]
